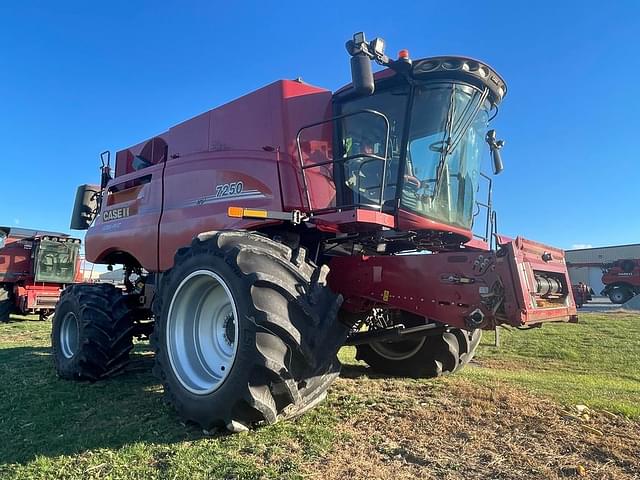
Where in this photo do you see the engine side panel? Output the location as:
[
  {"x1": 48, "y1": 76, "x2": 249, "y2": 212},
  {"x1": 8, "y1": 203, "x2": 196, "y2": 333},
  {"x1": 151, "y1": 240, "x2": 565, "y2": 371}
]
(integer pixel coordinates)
[
  {"x1": 87, "y1": 80, "x2": 333, "y2": 271},
  {"x1": 158, "y1": 150, "x2": 283, "y2": 271}
]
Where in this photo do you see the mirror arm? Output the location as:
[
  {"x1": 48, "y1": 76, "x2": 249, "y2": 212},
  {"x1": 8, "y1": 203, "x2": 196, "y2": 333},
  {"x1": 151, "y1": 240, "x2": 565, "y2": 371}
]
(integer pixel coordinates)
[{"x1": 99, "y1": 150, "x2": 113, "y2": 190}]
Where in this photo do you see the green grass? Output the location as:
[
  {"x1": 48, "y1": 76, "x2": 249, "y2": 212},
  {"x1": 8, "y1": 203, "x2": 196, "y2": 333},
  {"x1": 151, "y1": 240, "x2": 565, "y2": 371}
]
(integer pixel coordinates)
[
  {"x1": 461, "y1": 312, "x2": 640, "y2": 418},
  {"x1": 0, "y1": 321, "x2": 340, "y2": 479},
  {"x1": 1, "y1": 312, "x2": 638, "y2": 478}
]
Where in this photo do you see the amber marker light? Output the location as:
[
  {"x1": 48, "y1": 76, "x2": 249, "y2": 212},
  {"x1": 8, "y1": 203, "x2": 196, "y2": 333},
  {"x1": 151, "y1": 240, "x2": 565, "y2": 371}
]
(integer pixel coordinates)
[
  {"x1": 227, "y1": 206, "x2": 244, "y2": 218},
  {"x1": 243, "y1": 209, "x2": 268, "y2": 219}
]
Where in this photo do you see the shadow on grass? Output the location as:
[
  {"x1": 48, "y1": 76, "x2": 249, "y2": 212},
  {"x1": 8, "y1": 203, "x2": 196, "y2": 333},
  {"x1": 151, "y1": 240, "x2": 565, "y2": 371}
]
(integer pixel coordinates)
[
  {"x1": 0, "y1": 344, "x2": 209, "y2": 465},
  {"x1": 4, "y1": 314, "x2": 47, "y2": 323},
  {"x1": 339, "y1": 362, "x2": 388, "y2": 380}
]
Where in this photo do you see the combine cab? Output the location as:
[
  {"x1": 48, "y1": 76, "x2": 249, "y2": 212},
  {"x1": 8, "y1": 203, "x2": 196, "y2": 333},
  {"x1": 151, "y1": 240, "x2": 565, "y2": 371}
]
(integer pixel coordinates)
[
  {"x1": 55, "y1": 33, "x2": 577, "y2": 431},
  {"x1": 0, "y1": 227, "x2": 81, "y2": 322}
]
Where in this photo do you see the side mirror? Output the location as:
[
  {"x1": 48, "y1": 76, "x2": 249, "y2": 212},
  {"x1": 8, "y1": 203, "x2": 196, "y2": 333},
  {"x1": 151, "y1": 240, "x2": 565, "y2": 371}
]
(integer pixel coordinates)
[
  {"x1": 491, "y1": 147, "x2": 503, "y2": 175},
  {"x1": 485, "y1": 130, "x2": 505, "y2": 175},
  {"x1": 70, "y1": 184, "x2": 101, "y2": 230},
  {"x1": 350, "y1": 53, "x2": 375, "y2": 96}
]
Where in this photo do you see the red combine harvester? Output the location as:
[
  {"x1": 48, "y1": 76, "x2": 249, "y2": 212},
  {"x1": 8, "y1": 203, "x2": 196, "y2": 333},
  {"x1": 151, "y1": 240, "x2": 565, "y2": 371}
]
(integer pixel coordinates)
[
  {"x1": 0, "y1": 226, "x2": 81, "y2": 322},
  {"x1": 55, "y1": 33, "x2": 577, "y2": 432},
  {"x1": 601, "y1": 259, "x2": 640, "y2": 303}
]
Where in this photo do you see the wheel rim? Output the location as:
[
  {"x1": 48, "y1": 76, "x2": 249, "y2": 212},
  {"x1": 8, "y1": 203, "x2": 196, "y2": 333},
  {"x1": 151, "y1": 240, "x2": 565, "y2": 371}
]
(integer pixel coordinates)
[
  {"x1": 60, "y1": 311, "x2": 80, "y2": 359},
  {"x1": 166, "y1": 270, "x2": 239, "y2": 395},
  {"x1": 611, "y1": 290, "x2": 626, "y2": 303},
  {"x1": 370, "y1": 337, "x2": 426, "y2": 361}
]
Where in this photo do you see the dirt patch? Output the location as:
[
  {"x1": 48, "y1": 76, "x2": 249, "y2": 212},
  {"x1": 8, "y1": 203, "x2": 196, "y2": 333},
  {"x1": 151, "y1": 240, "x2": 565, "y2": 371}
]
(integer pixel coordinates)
[{"x1": 303, "y1": 372, "x2": 640, "y2": 479}]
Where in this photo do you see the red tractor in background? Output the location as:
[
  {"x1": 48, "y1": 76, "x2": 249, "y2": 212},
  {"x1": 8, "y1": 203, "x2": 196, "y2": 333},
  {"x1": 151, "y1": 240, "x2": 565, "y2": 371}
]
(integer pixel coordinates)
[
  {"x1": 572, "y1": 282, "x2": 593, "y2": 308},
  {"x1": 54, "y1": 33, "x2": 577, "y2": 432},
  {"x1": 601, "y1": 259, "x2": 640, "y2": 304},
  {"x1": 0, "y1": 226, "x2": 82, "y2": 322}
]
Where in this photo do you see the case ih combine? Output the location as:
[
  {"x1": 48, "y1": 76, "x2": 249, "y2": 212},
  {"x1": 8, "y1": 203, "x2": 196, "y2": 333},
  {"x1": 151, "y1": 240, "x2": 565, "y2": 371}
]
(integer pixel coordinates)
[
  {"x1": 0, "y1": 226, "x2": 81, "y2": 322},
  {"x1": 601, "y1": 259, "x2": 640, "y2": 304},
  {"x1": 54, "y1": 33, "x2": 577, "y2": 432}
]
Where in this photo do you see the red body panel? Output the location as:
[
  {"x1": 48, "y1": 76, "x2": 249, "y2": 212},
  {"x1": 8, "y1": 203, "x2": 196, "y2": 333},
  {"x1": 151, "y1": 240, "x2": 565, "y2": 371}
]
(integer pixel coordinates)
[
  {"x1": 396, "y1": 208, "x2": 472, "y2": 243},
  {"x1": 0, "y1": 235, "x2": 33, "y2": 283},
  {"x1": 328, "y1": 236, "x2": 577, "y2": 330},
  {"x1": 602, "y1": 260, "x2": 640, "y2": 288},
  {"x1": 16, "y1": 285, "x2": 63, "y2": 311},
  {"x1": 87, "y1": 80, "x2": 333, "y2": 270}
]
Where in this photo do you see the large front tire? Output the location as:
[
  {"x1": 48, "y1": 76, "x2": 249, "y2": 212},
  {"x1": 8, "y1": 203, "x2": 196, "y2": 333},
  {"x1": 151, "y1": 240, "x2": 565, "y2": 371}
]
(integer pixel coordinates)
[
  {"x1": 151, "y1": 231, "x2": 347, "y2": 432},
  {"x1": 51, "y1": 284, "x2": 135, "y2": 380}
]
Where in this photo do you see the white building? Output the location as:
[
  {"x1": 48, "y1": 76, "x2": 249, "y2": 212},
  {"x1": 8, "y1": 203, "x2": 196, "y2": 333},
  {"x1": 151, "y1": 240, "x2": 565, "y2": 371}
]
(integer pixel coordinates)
[
  {"x1": 566, "y1": 243, "x2": 640, "y2": 294},
  {"x1": 99, "y1": 268, "x2": 125, "y2": 284}
]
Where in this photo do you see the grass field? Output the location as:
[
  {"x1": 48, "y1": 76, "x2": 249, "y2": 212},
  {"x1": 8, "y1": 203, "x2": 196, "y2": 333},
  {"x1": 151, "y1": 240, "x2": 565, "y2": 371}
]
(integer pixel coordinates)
[
  {"x1": 461, "y1": 312, "x2": 640, "y2": 418},
  {"x1": 1, "y1": 312, "x2": 639, "y2": 479}
]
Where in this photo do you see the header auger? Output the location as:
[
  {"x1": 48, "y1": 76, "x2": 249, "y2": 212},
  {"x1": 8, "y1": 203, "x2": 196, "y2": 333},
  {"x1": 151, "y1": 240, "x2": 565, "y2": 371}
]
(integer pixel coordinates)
[{"x1": 54, "y1": 32, "x2": 577, "y2": 432}]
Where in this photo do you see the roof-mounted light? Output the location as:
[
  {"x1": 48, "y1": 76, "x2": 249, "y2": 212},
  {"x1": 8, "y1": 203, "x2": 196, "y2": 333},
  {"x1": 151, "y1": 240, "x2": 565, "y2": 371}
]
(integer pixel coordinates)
[{"x1": 371, "y1": 37, "x2": 385, "y2": 56}]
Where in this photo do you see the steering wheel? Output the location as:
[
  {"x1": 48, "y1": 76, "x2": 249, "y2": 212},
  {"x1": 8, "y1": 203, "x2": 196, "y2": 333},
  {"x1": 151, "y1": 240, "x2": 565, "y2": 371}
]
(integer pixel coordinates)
[{"x1": 403, "y1": 174, "x2": 422, "y2": 190}]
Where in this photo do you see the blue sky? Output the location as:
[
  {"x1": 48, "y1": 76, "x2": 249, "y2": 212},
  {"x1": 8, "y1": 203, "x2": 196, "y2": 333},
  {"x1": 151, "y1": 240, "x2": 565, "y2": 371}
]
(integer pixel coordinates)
[{"x1": 0, "y1": 1, "x2": 638, "y2": 250}]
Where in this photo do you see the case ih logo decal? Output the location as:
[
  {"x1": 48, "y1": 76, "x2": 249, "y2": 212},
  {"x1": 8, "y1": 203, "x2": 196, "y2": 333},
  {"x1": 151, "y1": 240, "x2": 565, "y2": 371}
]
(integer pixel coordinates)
[{"x1": 103, "y1": 207, "x2": 132, "y2": 222}]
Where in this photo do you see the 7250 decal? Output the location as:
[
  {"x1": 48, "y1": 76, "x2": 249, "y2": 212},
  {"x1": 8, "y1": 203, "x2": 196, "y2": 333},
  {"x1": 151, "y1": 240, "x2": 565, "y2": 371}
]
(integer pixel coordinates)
[{"x1": 215, "y1": 181, "x2": 244, "y2": 197}]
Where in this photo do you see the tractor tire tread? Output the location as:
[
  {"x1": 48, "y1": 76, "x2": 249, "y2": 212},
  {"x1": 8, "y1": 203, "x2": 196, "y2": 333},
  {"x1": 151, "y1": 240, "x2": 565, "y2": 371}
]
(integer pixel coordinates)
[
  {"x1": 356, "y1": 326, "x2": 482, "y2": 379},
  {"x1": 52, "y1": 283, "x2": 135, "y2": 381},
  {"x1": 151, "y1": 231, "x2": 347, "y2": 431}
]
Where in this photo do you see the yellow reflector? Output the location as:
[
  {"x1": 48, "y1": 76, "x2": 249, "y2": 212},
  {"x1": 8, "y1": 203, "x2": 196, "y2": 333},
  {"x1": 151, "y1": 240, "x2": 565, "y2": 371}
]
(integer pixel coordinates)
[
  {"x1": 242, "y1": 208, "x2": 268, "y2": 219},
  {"x1": 227, "y1": 206, "x2": 244, "y2": 218}
]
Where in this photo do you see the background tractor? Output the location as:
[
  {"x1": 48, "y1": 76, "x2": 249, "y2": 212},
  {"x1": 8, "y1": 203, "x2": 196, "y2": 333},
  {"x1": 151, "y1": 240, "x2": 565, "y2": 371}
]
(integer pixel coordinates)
[
  {"x1": 0, "y1": 226, "x2": 81, "y2": 322},
  {"x1": 55, "y1": 33, "x2": 577, "y2": 432},
  {"x1": 601, "y1": 259, "x2": 640, "y2": 304}
]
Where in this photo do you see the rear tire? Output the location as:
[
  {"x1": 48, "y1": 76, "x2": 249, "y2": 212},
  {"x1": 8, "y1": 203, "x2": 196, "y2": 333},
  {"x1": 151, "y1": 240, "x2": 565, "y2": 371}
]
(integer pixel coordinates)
[
  {"x1": 0, "y1": 286, "x2": 12, "y2": 323},
  {"x1": 353, "y1": 311, "x2": 481, "y2": 378},
  {"x1": 51, "y1": 284, "x2": 135, "y2": 380},
  {"x1": 608, "y1": 286, "x2": 633, "y2": 304},
  {"x1": 151, "y1": 231, "x2": 347, "y2": 432}
]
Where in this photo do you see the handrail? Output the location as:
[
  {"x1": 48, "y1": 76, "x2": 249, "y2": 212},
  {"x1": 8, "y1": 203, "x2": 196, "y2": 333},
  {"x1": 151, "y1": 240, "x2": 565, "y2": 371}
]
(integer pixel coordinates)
[
  {"x1": 295, "y1": 109, "x2": 390, "y2": 213},
  {"x1": 472, "y1": 172, "x2": 494, "y2": 245}
]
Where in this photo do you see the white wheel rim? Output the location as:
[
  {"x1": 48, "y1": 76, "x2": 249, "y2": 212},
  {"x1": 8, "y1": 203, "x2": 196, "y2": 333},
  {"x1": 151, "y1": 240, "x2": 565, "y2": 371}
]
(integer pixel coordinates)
[
  {"x1": 60, "y1": 311, "x2": 80, "y2": 359},
  {"x1": 166, "y1": 270, "x2": 239, "y2": 395},
  {"x1": 370, "y1": 337, "x2": 426, "y2": 361}
]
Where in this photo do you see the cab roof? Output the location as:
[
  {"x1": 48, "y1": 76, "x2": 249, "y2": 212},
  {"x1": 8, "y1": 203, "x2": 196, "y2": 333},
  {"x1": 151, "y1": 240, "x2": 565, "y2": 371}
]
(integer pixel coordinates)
[
  {"x1": 334, "y1": 55, "x2": 507, "y2": 106},
  {"x1": 0, "y1": 226, "x2": 74, "y2": 240}
]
